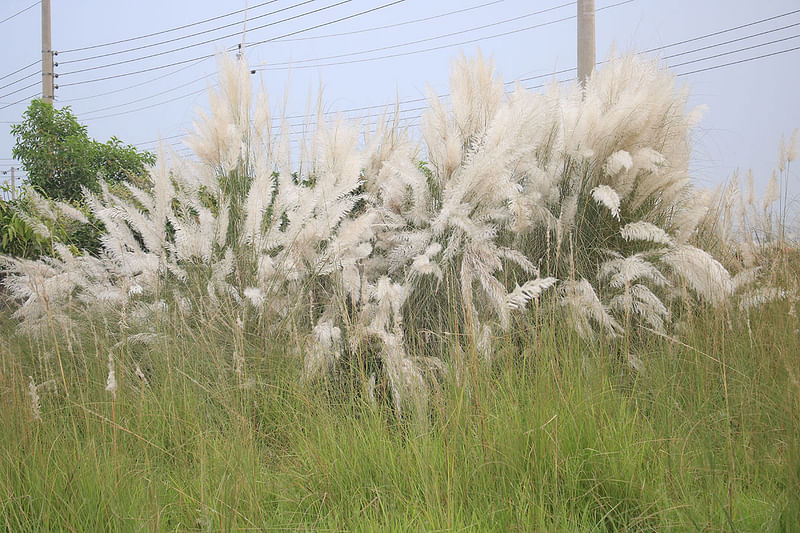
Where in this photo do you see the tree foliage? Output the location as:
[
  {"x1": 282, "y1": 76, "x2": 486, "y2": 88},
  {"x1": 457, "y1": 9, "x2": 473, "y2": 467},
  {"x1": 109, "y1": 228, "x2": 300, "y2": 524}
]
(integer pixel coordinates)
[{"x1": 10, "y1": 100, "x2": 155, "y2": 202}]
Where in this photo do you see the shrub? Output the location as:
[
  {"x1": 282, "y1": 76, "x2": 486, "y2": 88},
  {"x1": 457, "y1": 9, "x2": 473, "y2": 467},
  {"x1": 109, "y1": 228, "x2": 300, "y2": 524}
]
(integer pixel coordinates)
[
  {"x1": 10, "y1": 100, "x2": 155, "y2": 202},
  {"x1": 1, "y1": 51, "x2": 769, "y2": 412}
]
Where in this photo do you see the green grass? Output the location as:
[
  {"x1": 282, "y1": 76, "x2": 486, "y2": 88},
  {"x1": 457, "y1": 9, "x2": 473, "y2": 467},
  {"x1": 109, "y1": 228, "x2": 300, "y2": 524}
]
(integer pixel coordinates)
[{"x1": 1, "y1": 295, "x2": 798, "y2": 531}]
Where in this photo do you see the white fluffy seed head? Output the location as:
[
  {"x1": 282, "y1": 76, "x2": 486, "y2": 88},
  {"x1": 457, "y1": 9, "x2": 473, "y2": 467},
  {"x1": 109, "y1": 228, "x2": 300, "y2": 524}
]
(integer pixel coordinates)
[
  {"x1": 620, "y1": 221, "x2": 673, "y2": 245},
  {"x1": 105, "y1": 352, "x2": 117, "y2": 399},
  {"x1": 605, "y1": 150, "x2": 633, "y2": 175},
  {"x1": 591, "y1": 185, "x2": 621, "y2": 220}
]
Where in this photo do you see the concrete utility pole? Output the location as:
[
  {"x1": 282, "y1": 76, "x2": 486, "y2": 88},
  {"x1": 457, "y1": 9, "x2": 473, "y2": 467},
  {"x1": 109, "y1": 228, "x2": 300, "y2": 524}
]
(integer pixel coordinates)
[
  {"x1": 42, "y1": 0, "x2": 54, "y2": 104},
  {"x1": 577, "y1": 0, "x2": 595, "y2": 88}
]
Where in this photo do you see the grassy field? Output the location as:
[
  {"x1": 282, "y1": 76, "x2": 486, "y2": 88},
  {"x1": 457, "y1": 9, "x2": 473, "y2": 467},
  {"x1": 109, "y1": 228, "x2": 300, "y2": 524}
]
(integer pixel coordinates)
[
  {"x1": 1, "y1": 288, "x2": 798, "y2": 532},
  {"x1": 2, "y1": 49, "x2": 798, "y2": 531}
]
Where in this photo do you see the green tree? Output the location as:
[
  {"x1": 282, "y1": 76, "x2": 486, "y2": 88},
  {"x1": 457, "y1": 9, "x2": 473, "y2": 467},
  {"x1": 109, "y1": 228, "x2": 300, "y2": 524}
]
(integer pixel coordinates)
[{"x1": 10, "y1": 99, "x2": 155, "y2": 202}]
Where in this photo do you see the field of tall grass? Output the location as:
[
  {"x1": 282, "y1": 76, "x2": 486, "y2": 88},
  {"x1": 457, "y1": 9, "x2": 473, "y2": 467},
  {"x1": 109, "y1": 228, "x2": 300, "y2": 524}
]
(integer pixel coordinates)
[{"x1": 1, "y1": 51, "x2": 798, "y2": 530}]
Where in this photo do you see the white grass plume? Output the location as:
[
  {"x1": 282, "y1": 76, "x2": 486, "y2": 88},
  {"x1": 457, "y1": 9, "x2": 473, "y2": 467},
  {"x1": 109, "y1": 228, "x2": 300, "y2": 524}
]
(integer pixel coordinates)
[{"x1": 620, "y1": 221, "x2": 673, "y2": 245}]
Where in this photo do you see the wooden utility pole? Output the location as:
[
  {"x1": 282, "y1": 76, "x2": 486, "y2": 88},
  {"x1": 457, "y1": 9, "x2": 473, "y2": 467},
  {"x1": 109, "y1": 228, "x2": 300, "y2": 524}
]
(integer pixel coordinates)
[
  {"x1": 10, "y1": 167, "x2": 15, "y2": 200},
  {"x1": 42, "y1": 0, "x2": 54, "y2": 104},
  {"x1": 577, "y1": 0, "x2": 595, "y2": 87}
]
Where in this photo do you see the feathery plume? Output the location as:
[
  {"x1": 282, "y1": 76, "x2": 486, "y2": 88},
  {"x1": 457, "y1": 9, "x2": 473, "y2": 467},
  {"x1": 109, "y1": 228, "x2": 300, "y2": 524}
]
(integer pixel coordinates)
[
  {"x1": 591, "y1": 185, "x2": 621, "y2": 220},
  {"x1": 661, "y1": 245, "x2": 732, "y2": 305},
  {"x1": 605, "y1": 150, "x2": 633, "y2": 175},
  {"x1": 28, "y1": 376, "x2": 41, "y2": 421},
  {"x1": 506, "y1": 277, "x2": 557, "y2": 310},
  {"x1": 620, "y1": 221, "x2": 673, "y2": 245},
  {"x1": 105, "y1": 352, "x2": 117, "y2": 399}
]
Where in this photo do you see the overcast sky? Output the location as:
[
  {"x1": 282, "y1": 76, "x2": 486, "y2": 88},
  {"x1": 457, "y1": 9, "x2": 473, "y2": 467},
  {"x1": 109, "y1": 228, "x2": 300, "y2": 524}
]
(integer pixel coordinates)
[{"x1": 1, "y1": 0, "x2": 798, "y2": 206}]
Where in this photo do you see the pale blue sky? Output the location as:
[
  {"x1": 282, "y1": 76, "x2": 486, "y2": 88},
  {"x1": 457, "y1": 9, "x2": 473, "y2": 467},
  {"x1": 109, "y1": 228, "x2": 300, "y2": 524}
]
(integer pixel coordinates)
[{"x1": 1, "y1": 0, "x2": 798, "y2": 205}]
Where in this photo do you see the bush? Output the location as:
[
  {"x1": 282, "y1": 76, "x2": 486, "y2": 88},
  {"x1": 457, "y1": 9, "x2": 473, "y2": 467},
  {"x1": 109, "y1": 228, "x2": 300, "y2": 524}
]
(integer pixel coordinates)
[
  {"x1": 10, "y1": 100, "x2": 154, "y2": 202},
  {"x1": 0, "y1": 52, "x2": 787, "y2": 413}
]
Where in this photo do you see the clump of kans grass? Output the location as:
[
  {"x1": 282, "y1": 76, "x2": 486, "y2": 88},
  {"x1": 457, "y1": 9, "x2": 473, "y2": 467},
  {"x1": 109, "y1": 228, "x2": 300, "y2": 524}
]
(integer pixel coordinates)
[{"x1": 3, "y1": 51, "x2": 767, "y2": 414}]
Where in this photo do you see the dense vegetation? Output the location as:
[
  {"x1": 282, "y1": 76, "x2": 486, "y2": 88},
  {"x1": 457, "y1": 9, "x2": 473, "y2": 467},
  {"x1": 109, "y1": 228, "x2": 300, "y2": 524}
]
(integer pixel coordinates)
[
  {"x1": 1, "y1": 52, "x2": 797, "y2": 530},
  {"x1": 1, "y1": 100, "x2": 154, "y2": 258},
  {"x1": 11, "y1": 100, "x2": 154, "y2": 202}
]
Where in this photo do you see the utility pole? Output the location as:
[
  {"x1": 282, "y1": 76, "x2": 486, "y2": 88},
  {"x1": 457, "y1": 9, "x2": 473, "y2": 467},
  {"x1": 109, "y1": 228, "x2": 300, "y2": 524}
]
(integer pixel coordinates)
[
  {"x1": 577, "y1": 0, "x2": 595, "y2": 88},
  {"x1": 42, "y1": 0, "x2": 54, "y2": 104},
  {"x1": 238, "y1": 0, "x2": 248, "y2": 60}
]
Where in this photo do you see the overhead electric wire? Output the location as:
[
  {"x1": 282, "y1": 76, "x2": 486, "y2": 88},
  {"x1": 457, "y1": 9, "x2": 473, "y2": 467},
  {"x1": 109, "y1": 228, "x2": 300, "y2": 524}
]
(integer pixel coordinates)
[
  {"x1": 59, "y1": 0, "x2": 312, "y2": 65},
  {"x1": 247, "y1": 0, "x2": 439, "y2": 50},
  {"x1": 58, "y1": 0, "x2": 405, "y2": 87},
  {"x1": 0, "y1": 1, "x2": 40, "y2": 25},
  {"x1": 675, "y1": 44, "x2": 800, "y2": 76},
  {"x1": 355, "y1": 41, "x2": 800, "y2": 126},
  {"x1": 65, "y1": 0, "x2": 502, "y2": 104},
  {"x1": 274, "y1": 22, "x2": 800, "y2": 128},
  {"x1": 0, "y1": 92, "x2": 40, "y2": 111},
  {"x1": 78, "y1": 3, "x2": 795, "y2": 130},
  {"x1": 660, "y1": 20, "x2": 800, "y2": 60},
  {"x1": 0, "y1": 59, "x2": 40, "y2": 82},
  {"x1": 641, "y1": 7, "x2": 800, "y2": 55},
  {"x1": 135, "y1": 133, "x2": 188, "y2": 147},
  {"x1": 60, "y1": 0, "x2": 352, "y2": 75},
  {"x1": 91, "y1": 0, "x2": 769, "y2": 127},
  {"x1": 61, "y1": 4, "x2": 800, "y2": 99},
  {"x1": 262, "y1": 1, "x2": 574, "y2": 67},
  {"x1": 60, "y1": 58, "x2": 211, "y2": 102},
  {"x1": 80, "y1": 72, "x2": 214, "y2": 114},
  {"x1": 0, "y1": 70, "x2": 40, "y2": 92},
  {"x1": 0, "y1": 80, "x2": 40, "y2": 101},
  {"x1": 132, "y1": 75, "x2": 567, "y2": 148},
  {"x1": 260, "y1": 0, "x2": 506, "y2": 42},
  {"x1": 60, "y1": 0, "x2": 286, "y2": 54},
  {"x1": 515, "y1": 13, "x2": 800, "y2": 83},
  {"x1": 667, "y1": 33, "x2": 800, "y2": 69},
  {"x1": 252, "y1": 0, "x2": 634, "y2": 72},
  {"x1": 75, "y1": 1, "x2": 569, "y2": 115},
  {"x1": 82, "y1": 85, "x2": 212, "y2": 121}
]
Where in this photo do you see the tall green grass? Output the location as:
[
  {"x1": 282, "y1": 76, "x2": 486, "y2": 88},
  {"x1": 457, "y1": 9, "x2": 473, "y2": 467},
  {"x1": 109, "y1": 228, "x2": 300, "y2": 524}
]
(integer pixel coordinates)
[{"x1": 2, "y1": 285, "x2": 797, "y2": 531}]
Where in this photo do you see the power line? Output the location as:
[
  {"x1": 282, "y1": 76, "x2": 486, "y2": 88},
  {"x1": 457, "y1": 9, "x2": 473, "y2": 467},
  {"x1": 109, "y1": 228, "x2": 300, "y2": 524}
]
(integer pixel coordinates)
[
  {"x1": 252, "y1": 0, "x2": 634, "y2": 72},
  {"x1": 80, "y1": 72, "x2": 213, "y2": 114},
  {"x1": 122, "y1": 14, "x2": 797, "y2": 135},
  {"x1": 669, "y1": 33, "x2": 800, "y2": 70},
  {"x1": 0, "y1": 59, "x2": 40, "y2": 82},
  {"x1": 59, "y1": 1, "x2": 500, "y2": 101},
  {"x1": 515, "y1": 15, "x2": 800, "y2": 83},
  {"x1": 60, "y1": 0, "x2": 352, "y2": 76},
  {"x1": 0, "y1": 1, "x2": 40, "y2": 25},
  {"x1": 60, "y1": 0, "x2": 285, "y2": 54},
  {"x1": 269, "y1": 35, "x2": 800, "y2": 129},
  {"x1": 641, "y1": 7, "x2": 800, "y2": 55},
  {"x1": 135, "y1": 133, "x2": 188, "y2": 147},
  {"x1": 260, "y1": 0, "x2": 505, "y2": 42},
  {"x1": 73, "y1": 2, "x2": 569, "y2": 115},
  {"x1": 76, "y1": 4, "x2": 796, "y2": 130},
  {"x1": 58, "y1": 0, "x2": 405, "y2": 87},
  {"x1": 59, "y1": 58, "x2": 211, "y2": 102},
  {"x1": 660, "y1": 20, "x2": 800, "y2": 60},
  {"x1": 82, "y1": 85, "x2": 212, "y2": 121},
  {"x1": 0, "y1": 92, "x2": 40, "y2": 111},
  {"x1": 0, "y1": 80, "x2": 40, "y2": 101},
  {"x1": 0, "y1": 70, "x2": 39, "y2": 92},
  {"x1": 131, "y1": 77, "x2": 568, "y2": 150},
  {"x1": 59, "y1": 0, "x2": 310, "y2": 65},
  {"x1": 675, "y1": 43, "x2": 800, "y2": 76},
  {"x1": 356, "y1": 42, "x2": 800, "y2": 125},
  {"x1": 263, "y1": 1, "x2": 575, "y2": 67}
]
